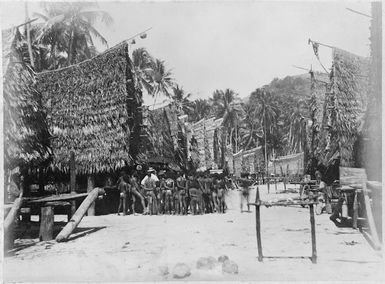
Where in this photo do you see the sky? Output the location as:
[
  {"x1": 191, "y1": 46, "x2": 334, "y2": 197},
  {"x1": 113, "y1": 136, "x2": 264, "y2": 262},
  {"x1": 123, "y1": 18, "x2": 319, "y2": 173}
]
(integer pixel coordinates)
[{"x1": 0, "y1": 0, "x2": 372, "y2": 105}]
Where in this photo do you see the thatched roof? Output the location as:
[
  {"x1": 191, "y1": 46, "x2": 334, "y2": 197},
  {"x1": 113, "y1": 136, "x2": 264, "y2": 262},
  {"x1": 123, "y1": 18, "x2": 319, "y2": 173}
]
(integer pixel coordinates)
[
  {"x1": 36, "y1": 42, "x2": 141, "y2": 174},
  {"x1": 315, "y1": 48, "x2": 369, "y2": 167},
  {"x1": 2, "y1": 28, "x2": 51, "y2": 170}
]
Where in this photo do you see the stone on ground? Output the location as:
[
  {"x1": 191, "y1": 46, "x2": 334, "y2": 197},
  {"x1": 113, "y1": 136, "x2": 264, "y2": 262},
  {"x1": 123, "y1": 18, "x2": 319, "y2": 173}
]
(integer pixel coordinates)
[
  {"x1": 172, "y1": 263, "x2": 191, "y2": 279},
  {"x1": 158, "y1": 265, "x2": 169, "y2": 276},
  {"x1": 222, "y1": 259, "x2": 238, "y2": 274},
  {"x1": 196, "y1": 256, "x2": 217, "y2": 270},
  {"x1": 218, "y1": 255, "x2": 229, "y2": 263}
]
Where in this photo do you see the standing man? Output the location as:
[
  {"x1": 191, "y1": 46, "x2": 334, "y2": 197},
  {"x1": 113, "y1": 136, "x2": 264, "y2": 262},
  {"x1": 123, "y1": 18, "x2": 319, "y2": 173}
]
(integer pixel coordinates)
[
  {"x1": 315, "y1": 170, "x2": 328, "y2": 215},
  {"x1": 117, "y1": 171, "x2": 130, "y2": 216},
  {"x1": 176, "y1": 172, "x2": 188, "y2": 215},
  {"x1": 129, "y1": 173, "x2": 147, "y2": 215},
  {"x1": 141, "y1": 167, "x2": 159, "y2": 215},
  {"x1": 240, "y1": 178, "x2": 252, "y2": 213}
]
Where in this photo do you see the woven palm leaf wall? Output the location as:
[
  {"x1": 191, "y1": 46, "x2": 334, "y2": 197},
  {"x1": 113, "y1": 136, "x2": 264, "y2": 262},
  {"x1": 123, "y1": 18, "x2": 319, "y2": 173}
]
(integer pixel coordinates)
[
  {"x1": 3, "y1": 28, "x2": 51, "y2": 171},
  {"x1": 139, "y1": 104, "x2": 184, "y2": 168},
  {"x1": 36, "y1": 42, "x2": 142, "y2": 174},
  {"x1": 325, "y1": 48, "x2": 369, "y2": 167}
]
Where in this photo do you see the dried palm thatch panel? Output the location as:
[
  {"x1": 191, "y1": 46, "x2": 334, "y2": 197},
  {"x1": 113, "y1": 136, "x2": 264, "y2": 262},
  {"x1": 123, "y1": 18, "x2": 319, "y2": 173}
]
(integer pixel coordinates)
[
  {"x1": 2, "y1": 28, "x2": 51, "y2": 170},
  {"x1": 321, "y1": 48, "x2": 370, "y2": 167},
  {"x1": 191, "y1": 119, "x2": 206, "y2": 169},
  {"x1": 306, "y1": 72, "x2": 329, "y2": 173},
  {"x1": 232, "y1": 147, "x2": 263, "y2": 176},
  {"x1": 271, "y1": 152, "x2": 304, "y2": 176},
  {"x1": 140, "y1": 104, "x2": 184, "y2": 168},
  {"x1": 36, "y1": 42, "x2": 141, "y2": 174}
]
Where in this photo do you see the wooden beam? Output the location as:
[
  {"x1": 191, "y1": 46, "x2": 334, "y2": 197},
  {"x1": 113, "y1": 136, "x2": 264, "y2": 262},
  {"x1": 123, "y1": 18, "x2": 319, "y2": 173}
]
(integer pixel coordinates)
[
  {"x1": 39, "y1": 205, "x2": 54, "y2": 241},
  {"x1": 70, "y1": 151, "x2": 77, "y2": 217},
  {"x1": 362, "y1": 182, "x2": 381, "y2": 250},
  {"x1": 56, "y1": 188, "x2": 105, "y2": 242},
  {"x1": 255, "y1": 187, "x2": 263, "y2": 262},
  {"x1": 87, "y1": 175, "x2": 95, "y2": 216},
  {"x1": 309, "y1": 204, "x2": 317, "y2": 264}
]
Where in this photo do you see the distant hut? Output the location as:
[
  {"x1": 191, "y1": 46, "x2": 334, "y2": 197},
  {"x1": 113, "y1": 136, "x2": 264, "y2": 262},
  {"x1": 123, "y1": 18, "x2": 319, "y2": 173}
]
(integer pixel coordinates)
[
  {"x1": 138, "y1": 104, "x2": 185, "y2": 173},
  {"x1": 36, "y1": 42, "x2": 142, "y2": 189},
  {"x1": 2, "y1": 27, "x2": 51, "y2": 197}
]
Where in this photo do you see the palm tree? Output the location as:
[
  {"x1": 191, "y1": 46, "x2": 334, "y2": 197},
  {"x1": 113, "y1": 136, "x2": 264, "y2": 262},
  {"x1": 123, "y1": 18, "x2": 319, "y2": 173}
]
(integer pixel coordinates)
[
  {"x1": 240, "y1": 103, "x2": 263, "y2": 150},
  {"x1": 132, "y1": 47, "x2": 154, "y2": 95},
  {"x1": 171, "y1": 84, "x2": 193, "y2": 115},
  {"x1": 211, "y1": 89, "x2": 244, "y2": 167},
  {"x1": 149, "y1": 58, "x2": 174, "y2": 108},
  {"x1": 34, "y1": 2, "x2": 113, "y2": 66},
  {"x1": 250, "y1": 88, "x2": 278, "y2": 175},
  {"x1": 189, "y1": 99, "x2": 212, "y2": 122}
]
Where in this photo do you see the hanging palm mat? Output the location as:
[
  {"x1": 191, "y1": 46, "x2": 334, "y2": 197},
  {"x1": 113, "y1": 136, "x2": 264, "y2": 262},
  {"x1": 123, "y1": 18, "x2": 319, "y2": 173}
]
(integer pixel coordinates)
[
  {"x1": 36, "y1": 42, "x2": 141, "y2": 174},
  {"x1": 324, "y1": 48, "x2": 370, "y2": 167}
]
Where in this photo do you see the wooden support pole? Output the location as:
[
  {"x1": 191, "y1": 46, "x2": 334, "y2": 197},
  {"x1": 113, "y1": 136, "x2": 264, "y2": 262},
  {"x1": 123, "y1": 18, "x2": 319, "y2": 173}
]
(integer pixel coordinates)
[
  {"x1": 4, "y1": 197, "x2": 23, "y2": 250},
  {"x1": 274, "y1": 177, "x2": 277, "y2": 193},
  {"x1": 56, "y1": 188, "x2": 104, "y2": 242},
  {"x1": 87, "y1": 175, "x2": 95, "y2": 216},
  {"x1": 352, "y1": 191, "x2": 358, "y2": 229},
  {"x1": 39, "y1": 205, "x2": 54, "y2": 241},
  {"x1": 4, "y1": 179, "x2": 24, "y2": 250},
  {"x1": 362, "y1": 183, "x2": 381, "y2": 250},
  {"x1": 70, "y1": 151, "x2": 76, "y2": 217},
  {"x1": 255, "y1": 187, "x2": 263, "y2": 262},
  {"x1": 309, "y1": 204, "x2": 317, "y2": 264}
]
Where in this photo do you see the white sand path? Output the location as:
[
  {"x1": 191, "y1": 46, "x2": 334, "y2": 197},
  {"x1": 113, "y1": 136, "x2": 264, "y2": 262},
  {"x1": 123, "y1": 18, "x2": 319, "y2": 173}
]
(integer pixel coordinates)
[{"x1": 3, "y1": 183, "x2": 384, "y2": 282}]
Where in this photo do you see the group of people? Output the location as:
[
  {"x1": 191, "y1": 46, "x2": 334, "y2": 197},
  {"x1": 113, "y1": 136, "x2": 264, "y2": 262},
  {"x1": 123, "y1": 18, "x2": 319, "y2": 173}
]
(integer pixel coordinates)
[{"x1": 116, "y1": 167, "x2": 231, "y2": 216}]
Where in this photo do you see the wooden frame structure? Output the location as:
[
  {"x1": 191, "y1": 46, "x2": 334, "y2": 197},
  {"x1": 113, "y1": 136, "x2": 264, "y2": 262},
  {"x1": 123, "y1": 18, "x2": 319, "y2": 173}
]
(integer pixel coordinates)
[{"x1": 249, "y1": 187, "x2": 318, "y2": 264}]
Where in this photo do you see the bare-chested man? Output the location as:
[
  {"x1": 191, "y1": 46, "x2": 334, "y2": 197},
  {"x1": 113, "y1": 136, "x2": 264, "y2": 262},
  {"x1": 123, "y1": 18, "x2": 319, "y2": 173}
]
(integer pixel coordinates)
[
  {"x1": 117, "y1": 171, "x2": 130, "y2": 216},
  {"x1": 128, "y1": 174, "x2": 147, "y2": 215},
  {"x1": 176, "y1": 172, "x2": 188, "y2": 215},
  {"x1": 187, "y1": 175, "x2": 203, "y2": 215}
]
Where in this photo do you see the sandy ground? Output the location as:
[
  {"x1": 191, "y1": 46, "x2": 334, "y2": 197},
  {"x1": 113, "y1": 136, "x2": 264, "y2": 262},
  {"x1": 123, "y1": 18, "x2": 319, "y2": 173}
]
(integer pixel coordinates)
[{"x1": 3, "y1": 183, "x2": 384, "y2": 282}]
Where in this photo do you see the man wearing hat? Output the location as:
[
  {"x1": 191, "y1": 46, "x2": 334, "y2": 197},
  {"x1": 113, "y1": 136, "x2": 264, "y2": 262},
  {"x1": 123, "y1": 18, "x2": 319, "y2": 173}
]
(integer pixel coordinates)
[{"x1": 141, "y1": 167, "x2": 159, "y2": 214}]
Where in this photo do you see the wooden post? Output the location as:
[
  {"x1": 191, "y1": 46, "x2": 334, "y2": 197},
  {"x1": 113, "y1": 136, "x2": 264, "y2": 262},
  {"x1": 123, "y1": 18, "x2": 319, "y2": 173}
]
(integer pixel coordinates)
[
  {"x1": 255, "y1": 187, "x2": 263, "y2": 262},
  {"x1": 274, "y1": 177, "x2": 277, "y2": 193},
  {"x1": 39, "y1": 205, "x2": 54, "y2": 241},
  {"x1": 56, "y1": 188, "x2": 104, "y2": 242},
  {"x1": 362, "y1": 183, "x2": 381, "y2": 250},
  {"x1": 123, "y1": 192, "x2": 127, "y2": 216},
  {"x1": 4, "y1": 178, "x2": 24, "y2": 250},
  {"x1": 38, "y1": 167, "x2": 45, "y2": 194},
  {"x1": 267, "y1": 178, "x2": 270, "y2": 194},
  {"x1": 70, "y1": 151, "x2": 76, "y2": 217},
  {"x1": 309, "y1": 203, "x2": 317, "y2": 264},
  {"x1": 87, "y1": 175, "x2": 95, "y2": 216},
  {"x1": 352, "y1": 191, "x2": 358, "y2": 229}
]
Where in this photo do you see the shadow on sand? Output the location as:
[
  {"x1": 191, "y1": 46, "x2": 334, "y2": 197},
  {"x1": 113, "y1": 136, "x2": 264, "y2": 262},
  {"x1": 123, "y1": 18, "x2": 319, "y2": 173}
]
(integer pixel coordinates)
[{"x1": 5, "y1": 222, "x2": 106, "y2": 257}]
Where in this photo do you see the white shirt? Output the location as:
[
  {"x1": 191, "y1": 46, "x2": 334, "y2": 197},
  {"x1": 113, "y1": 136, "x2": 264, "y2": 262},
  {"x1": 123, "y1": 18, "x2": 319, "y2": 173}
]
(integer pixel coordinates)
[{"x1": 141, "y1": 174, "x2": 159, "y2": 185}]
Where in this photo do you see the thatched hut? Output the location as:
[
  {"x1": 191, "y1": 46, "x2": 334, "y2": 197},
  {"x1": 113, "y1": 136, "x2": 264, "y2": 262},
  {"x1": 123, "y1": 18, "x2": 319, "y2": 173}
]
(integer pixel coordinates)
[
  {"x1": 312, "y1": 48, "x2": 370, "y2": 175},
  {"x1": 270, "y1": 152, "x2": 304, "y2": 177},
  {"x1": 232, "y1": 147, "x2": 263, "y2": 177},
  {"x1": 189, "y1": 117, "x2": 223, "y2": 171},
  {"x1": 36, "y1": 42, "x2": 142, "y2": 177},
  {"x1": 2, "y1": 27, "x2": 51, "y2": 192},
  {"x1": 138, "y1": 104, "x2": 186, "y2": 172}
]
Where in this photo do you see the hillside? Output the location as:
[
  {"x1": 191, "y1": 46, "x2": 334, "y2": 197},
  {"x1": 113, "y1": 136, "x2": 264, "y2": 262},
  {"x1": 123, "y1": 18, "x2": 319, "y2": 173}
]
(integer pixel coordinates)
[{"x1": 243, "y1": 72, "x2": 329, "y2": 104}]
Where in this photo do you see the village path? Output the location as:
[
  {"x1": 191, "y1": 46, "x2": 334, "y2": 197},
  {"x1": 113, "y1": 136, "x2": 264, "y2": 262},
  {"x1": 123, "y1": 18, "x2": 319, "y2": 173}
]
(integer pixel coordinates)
[{"x1": 4, "y1": 183, "x2": 384, "y2": 282}]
